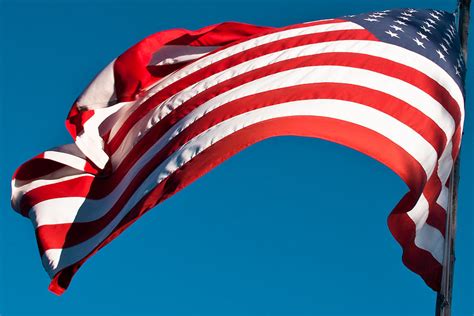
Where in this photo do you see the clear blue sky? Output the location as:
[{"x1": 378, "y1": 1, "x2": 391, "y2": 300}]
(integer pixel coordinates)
[{"x1": 0, "y1": 0, "x2": 472, "y2": 315}]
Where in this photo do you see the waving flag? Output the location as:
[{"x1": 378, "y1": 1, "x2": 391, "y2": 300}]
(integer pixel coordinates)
[{"x1": 11, "y1": 8, "x2": 465, "y2": 295}]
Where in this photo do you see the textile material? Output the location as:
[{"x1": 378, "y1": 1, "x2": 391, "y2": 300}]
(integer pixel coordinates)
[{"x1": 11, "y1": 9, "x2": 465, "y2": 295}]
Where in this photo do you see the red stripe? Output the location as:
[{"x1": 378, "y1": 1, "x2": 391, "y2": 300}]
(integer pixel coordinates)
[
  {"x1": 423, "y1": 167, "x2": 447, "y2": 236},
  {"x1": 47, "y1": 115, "x2": 427, "y2": 295},
  {"x1": 13, "y1": 153, "x2": 59, "y2": 181},
  {"x1": 65, "y1": 105, "x2": 95, "y2": 141},
  {"x1": 451, "y1": 126, "x2": 462, "y2": 160}
]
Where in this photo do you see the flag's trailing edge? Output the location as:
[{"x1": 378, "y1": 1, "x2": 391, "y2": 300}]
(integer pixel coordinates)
[{"x1": 11, "y1": 9, "x2": 465, "y2": 295}]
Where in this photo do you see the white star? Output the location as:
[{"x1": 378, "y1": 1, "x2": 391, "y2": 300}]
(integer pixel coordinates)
[
  {"x1": 394, "y1": 20, "x2": 407, "y2": 26},
  {"x1": 430, "y1": 12, "x2": 441, "y2": 20},
  {"x1": 417, "y1": 31, "x2": 428, "y2": 40},
  {"x1": 436, "y1": 49, "x2": 447, "y2": 61},
  {"x1": 443, "y1": 38, "x2": 452, "y2": 46},
  {"x1": 413, "y1": 37, "x2": 425, "y2": 48},
  {"x1": 385, "y1": 30, "x2": 399, "y2": 38},
  {"x1": 401, "y1": 12, "x2": 413, "y2": 17},
  {"x1": 374, "y1": 11, "x2": 388, "y2": 16},
  {"x1": 455, "y1": 66, "x2": 461, "y2": 77},
  {"x1": 364, "y1": 18, "x2": 379, "y2": 22},
  {"x1": 427, "y1": 18, "x2": 437, "y2": 24},
  {"x1": 399, "y1": 16, "x2": 410, "y2": 21},
  {"x1": 421, "y1": 25, "x2": 432, "y2": 33},
  {"x1": 369, "y1": 14, "x2": 382, "y2": 18},
  {"x1": 423, "y1": 21, "x2": 435, "y2": 29},
  {"x1": 441, "y1": 43, "x2": 449, "y2": 53},
  {"x1": 408, "y1": 9, "x2": 418, "y2": 13},
  {"x1": 446, "y1": 33, "x2": 454, "y2": 43},
  {"x1": 390, "y1": 25, "x2": 404, "y2": 32}
]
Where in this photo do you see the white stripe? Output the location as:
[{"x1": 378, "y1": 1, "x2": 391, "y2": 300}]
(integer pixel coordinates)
[
  {"x1": 30, "y1": 197, "x2": 87, "y2": 228},
  {"x1": 43, "y1": 151, "x2": 87, "y2": 172},
  {"x1": 149, "y1": 45, "x2": 220, "y2": 66},
  {"x1": 437, "y1": 140, "x2": 454, "y2": 185},
  {"x1": 437, "y1": 185, "x2": 449, "y2": 210},
  {"x1": 407, "y1": 194, "x2": 430, "y2": 231},
  {"x1": 77, "y1": 59, "x2": 117, "y2": 109},
  {"x1": 40, "y1": 99, "x2": 436, "y2": 275},
  {"x1": 406, "y1": 192, "x2": 446, "y2": 263},
  {"x1": 303, "y1": 18, "x2": 335, "y2": 24},
  {"x1": 434, "y1": 140, "x2": 453, "y2": 211},
  {"x1": 415, "y1": 223, "x2": 445, "y2": 263},
  {"x1": 42, "y1": 249, "x2": 62, "y2": 277},
  {"x1": 75, "y1": 101, "x2": 132, "y2": 169}
]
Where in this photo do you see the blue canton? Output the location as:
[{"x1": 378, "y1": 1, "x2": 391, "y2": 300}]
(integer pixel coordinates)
[{"x1": 344, "y1": 8, "x2": 465, "y2": 92}]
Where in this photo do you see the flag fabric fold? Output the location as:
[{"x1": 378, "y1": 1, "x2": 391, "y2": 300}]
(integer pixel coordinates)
[{"x1": 11, "y1": 8, "x2": 465, "y2": 295}]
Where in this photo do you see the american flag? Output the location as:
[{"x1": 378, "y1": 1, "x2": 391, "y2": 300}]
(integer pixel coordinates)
[{"x1": 11, "y1": 8, "x2": 464, "y2": 295}]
